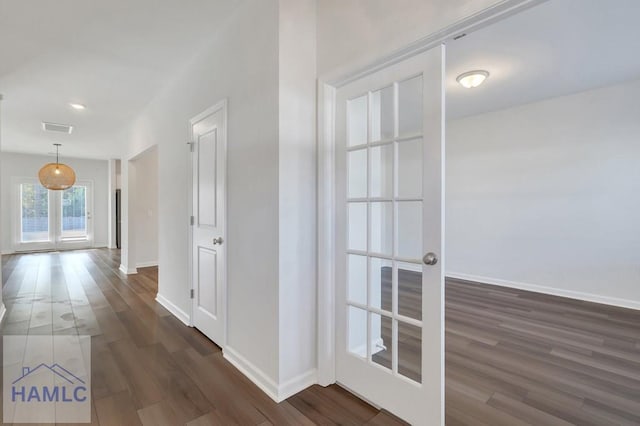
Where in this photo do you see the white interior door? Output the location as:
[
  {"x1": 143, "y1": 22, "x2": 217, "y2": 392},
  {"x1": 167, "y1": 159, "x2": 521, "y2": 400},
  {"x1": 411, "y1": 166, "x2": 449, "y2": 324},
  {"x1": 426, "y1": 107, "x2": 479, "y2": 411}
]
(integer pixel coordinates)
[
  {"x1": 14, "y1": 178, "x2": 94, "y2": 252},
  {"x1": 190, "y1": 101, "x2": 227, "y2": 346},
  {"x1": 335, "y1": 46, "x2": 445, "y2": 425}
]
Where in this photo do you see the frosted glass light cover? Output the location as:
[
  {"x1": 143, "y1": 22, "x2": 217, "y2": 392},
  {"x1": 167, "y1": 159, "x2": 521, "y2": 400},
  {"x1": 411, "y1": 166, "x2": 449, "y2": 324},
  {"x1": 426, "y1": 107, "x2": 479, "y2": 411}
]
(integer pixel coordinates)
[{"x1": 456, "y1": 70, "x2": 489, "y2": 88}]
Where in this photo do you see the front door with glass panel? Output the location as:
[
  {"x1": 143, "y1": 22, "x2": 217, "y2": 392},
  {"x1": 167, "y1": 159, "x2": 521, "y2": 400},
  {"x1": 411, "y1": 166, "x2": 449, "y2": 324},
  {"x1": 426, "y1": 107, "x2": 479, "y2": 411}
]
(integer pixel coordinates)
[
  {"x1": 335, "y1": 46, "x2": 445, "y2": 425},
  {"x1": 15, "y1": 179, "x2": 93, "y2": 251}
]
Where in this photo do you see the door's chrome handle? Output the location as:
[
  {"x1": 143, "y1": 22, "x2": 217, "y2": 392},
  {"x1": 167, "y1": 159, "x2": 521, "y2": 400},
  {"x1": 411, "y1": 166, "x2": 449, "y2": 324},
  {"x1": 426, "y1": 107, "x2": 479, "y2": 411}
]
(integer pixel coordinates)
[
  {"x1": 423, "y1": 252, "x2": 438, "y2": 266},
  {"x1": 213, "y1": 237, "x2": 224, "y2": 245}
]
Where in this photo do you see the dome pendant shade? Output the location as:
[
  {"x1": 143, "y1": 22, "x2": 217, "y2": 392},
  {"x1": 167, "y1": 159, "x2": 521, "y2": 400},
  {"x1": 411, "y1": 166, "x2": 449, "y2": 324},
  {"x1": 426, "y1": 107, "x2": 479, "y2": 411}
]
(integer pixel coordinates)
[
  {"x1": 39, "y1": 163, "x2": 76, "y2": 190},
  {"x1": 38, "y1": 144, "x2": 76, "y2": 190}
]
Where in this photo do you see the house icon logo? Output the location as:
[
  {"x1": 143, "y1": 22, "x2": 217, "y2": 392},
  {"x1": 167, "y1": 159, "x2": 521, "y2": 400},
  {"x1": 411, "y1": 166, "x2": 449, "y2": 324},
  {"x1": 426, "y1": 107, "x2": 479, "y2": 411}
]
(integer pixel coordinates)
[
  {"x1": 11, "y1": 363, "x2": 88, "y2": 403},
  {"x1": 3, "y1": 335, "x2": 91, "y2": 423}
]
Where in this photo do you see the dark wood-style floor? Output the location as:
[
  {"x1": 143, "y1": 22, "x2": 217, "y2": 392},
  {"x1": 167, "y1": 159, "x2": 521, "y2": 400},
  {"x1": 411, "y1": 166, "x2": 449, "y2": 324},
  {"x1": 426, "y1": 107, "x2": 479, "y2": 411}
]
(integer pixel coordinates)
[
  {"x1": 0, "y1": 250, "x2": 404, "y2": 425},
  {"x1": 1, "y1": 249, "x2": 639, "y2": 425}
]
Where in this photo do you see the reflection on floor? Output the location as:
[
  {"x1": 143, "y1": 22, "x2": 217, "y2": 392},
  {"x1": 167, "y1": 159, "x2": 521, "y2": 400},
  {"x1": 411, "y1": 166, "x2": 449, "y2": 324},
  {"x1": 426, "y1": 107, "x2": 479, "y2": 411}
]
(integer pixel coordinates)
[{"x1": 1, "y1": 250, "x2": 406, "y2": 425}]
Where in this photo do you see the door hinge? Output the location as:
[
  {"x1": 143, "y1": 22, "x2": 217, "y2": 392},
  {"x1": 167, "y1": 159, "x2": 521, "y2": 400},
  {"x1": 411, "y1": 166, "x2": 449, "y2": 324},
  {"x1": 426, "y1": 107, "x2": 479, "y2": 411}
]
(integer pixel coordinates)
[
  {"x1": 190, "y1": 289, "x2": 194, "y2": 299},
  {"x1": 187, "y1": 141, "x2": 195, "y2": 152},
  {"x1": 190, "y1": 216, "x2": 194, "y2": 226}
]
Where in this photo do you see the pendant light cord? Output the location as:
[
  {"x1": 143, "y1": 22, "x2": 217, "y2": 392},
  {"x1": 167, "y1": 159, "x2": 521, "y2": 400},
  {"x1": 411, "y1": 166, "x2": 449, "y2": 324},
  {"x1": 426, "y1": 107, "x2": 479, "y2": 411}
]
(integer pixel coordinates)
[{"x1": 54, "y1": 143, "x2": 61, "y2": 165}]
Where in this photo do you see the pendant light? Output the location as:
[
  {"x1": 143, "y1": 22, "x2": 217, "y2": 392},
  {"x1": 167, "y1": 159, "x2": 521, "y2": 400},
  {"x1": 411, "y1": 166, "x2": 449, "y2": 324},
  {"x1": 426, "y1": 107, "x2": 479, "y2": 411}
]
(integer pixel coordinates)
[{"x1": 38, "y1": 143, "x2": 76, "y2": 190}]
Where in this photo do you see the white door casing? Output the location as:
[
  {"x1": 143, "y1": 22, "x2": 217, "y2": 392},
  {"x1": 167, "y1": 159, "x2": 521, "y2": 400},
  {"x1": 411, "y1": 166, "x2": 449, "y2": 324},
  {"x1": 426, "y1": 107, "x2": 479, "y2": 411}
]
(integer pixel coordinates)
[
  {"x1": 190, "y1": 100, "x2": 227, "y2": 347},
  {"x1": 334, "y1": 46, "x2": 445, "y2": 425}
]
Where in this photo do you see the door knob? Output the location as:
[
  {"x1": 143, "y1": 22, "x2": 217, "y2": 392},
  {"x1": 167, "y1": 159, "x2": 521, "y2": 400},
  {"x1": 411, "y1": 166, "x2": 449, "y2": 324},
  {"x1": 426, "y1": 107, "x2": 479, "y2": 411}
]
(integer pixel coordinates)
[
  {"x1": 213, "y1": 237, "x2": 224, "y2": 245},
  {"x1": 423, "y1": 252, "x2": 438, "y2": 265}
]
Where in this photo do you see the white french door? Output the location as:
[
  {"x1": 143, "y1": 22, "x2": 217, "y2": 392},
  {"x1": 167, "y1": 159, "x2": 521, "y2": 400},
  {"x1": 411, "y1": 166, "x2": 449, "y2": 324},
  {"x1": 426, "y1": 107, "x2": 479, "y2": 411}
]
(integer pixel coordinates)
[
  {"x1": 335, "y1": 46, "x2": 445, "y2": 425},
  {"x1": 190, "y1": 101, "x2": 227, "y2": 346},
  {"x1": 14, "y1": 178, "x2": 94, "y2": 252}
]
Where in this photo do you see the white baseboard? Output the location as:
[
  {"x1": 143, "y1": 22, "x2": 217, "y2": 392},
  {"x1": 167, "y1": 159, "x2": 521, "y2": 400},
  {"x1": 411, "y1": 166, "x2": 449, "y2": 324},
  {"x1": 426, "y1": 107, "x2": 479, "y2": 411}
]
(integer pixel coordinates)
[
  {"x1": 155, "y1": 293, "x2": 190, "y2": 326},
  {"x1": 136, "y1": 261, "x2": 158, "y2": 268},
  {"x1": 0, "y1": 304, "x2": 6, "y2": 323},
  {"x1": 119, "y1": 264, "x2": 138, "y2": 275},
  {"x1": 278, "y1": 368, "x2": 317, "y2": 401},
  {"x1": 224, "y1": 346, "x2": 280, "y2": 401},
  {"x1": 223, "y1": 346, "x2": 317, "y2": 402},
  {"x1": 446, "y1": 272, "x2": 640, "y2": 311}
]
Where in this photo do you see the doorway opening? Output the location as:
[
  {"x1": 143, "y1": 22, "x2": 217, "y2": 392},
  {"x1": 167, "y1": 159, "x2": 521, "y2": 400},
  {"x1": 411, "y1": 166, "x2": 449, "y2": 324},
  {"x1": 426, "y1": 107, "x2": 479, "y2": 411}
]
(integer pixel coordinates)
[{"x1": 14, "y1": 178, "x2": 94, "y2": 252}]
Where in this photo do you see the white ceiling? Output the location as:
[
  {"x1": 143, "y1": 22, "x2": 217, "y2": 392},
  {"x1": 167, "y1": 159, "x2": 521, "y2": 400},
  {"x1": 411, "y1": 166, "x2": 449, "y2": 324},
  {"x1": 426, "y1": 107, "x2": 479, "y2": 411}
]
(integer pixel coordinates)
[
  {"x1": 447, "y1": 0, "x2": 640, "y2": 119},
  {"x1": 2, "y1": 0, "x2": 639, "y2": 159},
  {"x1": 0, "y1": 0, "x2": 241, "y2": 159}
]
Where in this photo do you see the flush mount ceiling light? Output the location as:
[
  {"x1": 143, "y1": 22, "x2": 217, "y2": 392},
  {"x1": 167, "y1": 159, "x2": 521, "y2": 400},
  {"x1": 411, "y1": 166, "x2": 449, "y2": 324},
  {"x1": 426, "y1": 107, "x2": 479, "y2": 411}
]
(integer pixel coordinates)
[
  {"x1": 69, "y1": 103, "x2": 86, "y2": 110},
  {"x1": 456, "y1": 70, "x2": 490, "y2": 89},
  {"x1": 38, "y1": 143, "x2": 76, "y2": 190}
]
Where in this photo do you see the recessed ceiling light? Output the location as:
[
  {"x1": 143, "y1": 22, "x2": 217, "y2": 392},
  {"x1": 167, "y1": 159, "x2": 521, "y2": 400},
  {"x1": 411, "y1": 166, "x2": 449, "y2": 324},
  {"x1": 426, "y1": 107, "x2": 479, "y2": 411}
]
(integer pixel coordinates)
[
  {"x1": 69, "y1": 103, "x2": 86, "y2": 110},
  {"x1": 456, "y1": 70, "x2": 490, "y2": 89}
]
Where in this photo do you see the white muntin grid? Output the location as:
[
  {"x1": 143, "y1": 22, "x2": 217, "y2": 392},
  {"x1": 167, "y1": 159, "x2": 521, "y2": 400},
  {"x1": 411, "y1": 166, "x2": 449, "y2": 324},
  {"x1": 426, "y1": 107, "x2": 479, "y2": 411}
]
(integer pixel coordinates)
[{"x1": 345, "y1": 73, "x2": 424, "y2": 384}]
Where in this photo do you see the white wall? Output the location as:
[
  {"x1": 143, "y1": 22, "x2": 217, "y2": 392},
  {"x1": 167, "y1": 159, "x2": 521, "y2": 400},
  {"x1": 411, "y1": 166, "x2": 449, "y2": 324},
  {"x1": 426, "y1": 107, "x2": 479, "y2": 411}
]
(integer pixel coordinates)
[
  {"x1": 123, "y1": 0, "x2": 281, "y2": 387},
  {"x1": 316, "y1": 0, "x2": 502, "y2": 77},
  {"x1": 447, "y1": 78, "x2": 640, "y2": 308},
  {"x1": 122, "y1": 0, "x2": 318, "y2": 398},
  {"x1": 277, "y1": 0, "x2": 317, "y2": 387},
  {"x1": 0, "y1": 152, "x2": 109, "y2": 253},
  {"x1": 133, "y1": 147, "x2": 158, "y2": 267}
]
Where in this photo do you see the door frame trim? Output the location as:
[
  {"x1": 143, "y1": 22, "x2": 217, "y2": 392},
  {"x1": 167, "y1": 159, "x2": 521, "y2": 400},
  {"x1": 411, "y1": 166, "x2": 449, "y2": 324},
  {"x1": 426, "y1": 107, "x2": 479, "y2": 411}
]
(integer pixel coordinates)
[
  {"x1": 187, "y1": 98, "x2": 228, "y2": 350},
  {"x1": 316, "y1": 0, "x2": 547, "y2": 387}
]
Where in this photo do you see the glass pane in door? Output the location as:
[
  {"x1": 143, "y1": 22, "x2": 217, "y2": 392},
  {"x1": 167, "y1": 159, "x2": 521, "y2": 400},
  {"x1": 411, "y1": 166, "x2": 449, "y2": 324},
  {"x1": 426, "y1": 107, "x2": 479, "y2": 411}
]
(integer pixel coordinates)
[
  {"x1": 397, "y1": 262, "x2": 422, "y2": 321},
  {"x1": 348, "y1": 306, "x2": 367, "y2": 358},
  {"x1": 348, "y1": 95, "x2": 368, "y2": 147},
  {"x1": 398, "y1": 321, "x2": 422, "y2": 382},
  {"x1": 344, "y1": 74, "x2": 425, "y2": 385},
  {"x1": 61, "y1": 186, "x2": 87, "y2": 240},
  {"x1": 348, "y1": 254, "x2": 367, "y2": 305},
  {"x1": 21, "y1": 183, "x2": 50, "y2": 242},
  {"x1": 370, "y1": 257, "x2": 392, "y2": 312},
  {"x1": 371, "y1": 86, "x2": 394, "y2": 142},
  {"x1": 371, "y1": 313, "x2": 392, "y2": 371},
  {"x1": 370, "y1": 144, "x2": 393, "y2": 198},
  {"x1": 398, "y1": 76, "x2": 423, "y2": 136},
  {"x1": 397, "y1": 138, "x2": 423, "y2": 199}
]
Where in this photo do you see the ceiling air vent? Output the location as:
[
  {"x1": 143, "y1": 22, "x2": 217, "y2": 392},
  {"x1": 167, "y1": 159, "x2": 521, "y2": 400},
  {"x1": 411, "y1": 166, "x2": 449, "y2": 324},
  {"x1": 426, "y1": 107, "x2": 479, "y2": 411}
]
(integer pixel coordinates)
[{"x1": 42, "y1": 121, "x2": 73, "y2": 134}]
